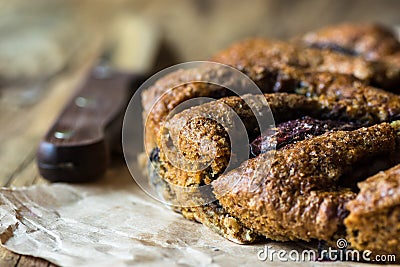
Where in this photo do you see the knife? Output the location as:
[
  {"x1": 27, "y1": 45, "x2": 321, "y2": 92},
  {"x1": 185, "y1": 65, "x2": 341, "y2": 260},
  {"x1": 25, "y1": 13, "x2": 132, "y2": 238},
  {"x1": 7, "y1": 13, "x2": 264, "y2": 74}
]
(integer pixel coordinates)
[{"x1": 37, "y1": 16, "x2": 162, "y2": 183}]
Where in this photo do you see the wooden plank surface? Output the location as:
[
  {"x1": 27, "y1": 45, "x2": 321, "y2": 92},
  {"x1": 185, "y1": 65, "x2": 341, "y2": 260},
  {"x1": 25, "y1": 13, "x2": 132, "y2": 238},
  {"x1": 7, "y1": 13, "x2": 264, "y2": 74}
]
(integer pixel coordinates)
[
  {"x1": 0, "y1": 7, "x2": 163, "y2": 265},
  {"x1": 0, "y1": 40, "x2": 103, "y2": 267},
  {"x1": 2, "y1": 2, "x2": 400, "y2": 267}
]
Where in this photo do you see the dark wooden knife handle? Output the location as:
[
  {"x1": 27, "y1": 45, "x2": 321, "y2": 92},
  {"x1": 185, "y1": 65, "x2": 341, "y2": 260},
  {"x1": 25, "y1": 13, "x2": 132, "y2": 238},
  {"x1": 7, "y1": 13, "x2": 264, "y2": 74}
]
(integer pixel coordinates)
[{"x1": 37, "y1": 70, "x2": 143, "y2": 182}]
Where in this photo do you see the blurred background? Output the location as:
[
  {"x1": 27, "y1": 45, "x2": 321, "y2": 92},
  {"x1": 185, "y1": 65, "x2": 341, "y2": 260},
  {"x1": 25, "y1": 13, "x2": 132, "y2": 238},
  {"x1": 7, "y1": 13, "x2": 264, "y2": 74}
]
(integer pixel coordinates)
[
  {"x1": 0, "y1": 0, "x2": 400, "y2": 98},
  {"x1": 1, "y1": 1, "x2": 400, "y2": 265}
]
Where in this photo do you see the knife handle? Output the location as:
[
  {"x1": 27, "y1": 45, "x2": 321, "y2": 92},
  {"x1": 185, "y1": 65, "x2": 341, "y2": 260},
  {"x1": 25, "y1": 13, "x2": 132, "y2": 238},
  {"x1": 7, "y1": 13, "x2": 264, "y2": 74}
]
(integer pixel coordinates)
[{"x1": 37, "y1": 70, "x2": 143, "y2": 182}]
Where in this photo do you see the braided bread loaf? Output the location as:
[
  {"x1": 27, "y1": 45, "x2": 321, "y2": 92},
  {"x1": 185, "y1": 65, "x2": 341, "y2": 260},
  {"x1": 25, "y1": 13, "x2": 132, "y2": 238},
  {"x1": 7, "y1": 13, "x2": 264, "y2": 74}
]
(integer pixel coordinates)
[{"x1": 142, "y1": 23, "x2": 400, "y2": 259}]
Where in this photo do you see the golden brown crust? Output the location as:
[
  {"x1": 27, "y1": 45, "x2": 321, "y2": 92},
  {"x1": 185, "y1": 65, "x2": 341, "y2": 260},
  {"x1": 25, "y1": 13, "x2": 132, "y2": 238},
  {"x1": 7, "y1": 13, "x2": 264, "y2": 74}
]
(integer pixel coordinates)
[
  {"x1": 294, "y1": 23, "x2": 400, "y2": 90},
  {"x1": 294, "y1": 23, "x2": 400, "y2": 60},
  {"x1": 212, "y1": 38, "x2": 375, "y2": 82},
  {"x1": 148, "y1": 146, "x2": 261, "y2": 244},
  {"x1": 212, "y1": 38, "x2": 400, "y2": 90},
  {"x1": 152, "y1": 93, "x2": 330, "y2": 244},
  {"x1": 347, "y1": 164, "x2": 400, "y2": 214},
  {"x1": 192, "y1": 203, "x2": 261, "y2": 244},
  {"x1": 148, "y1": 78, "x2": 400, "y2": 249},
  {"x1": 213, "y1": 123, "x2": 397, "y2": 241},
  {"x1": 143, "y1": 69, "x2": 400, "y2": 154},
  {"x1": 142, "y1": 66, "x2": 235, "y2": 151},
  {"x1": 298, "y1": 72, "x2": 400, "y2": 123},
  {"x1": 158, "y1": 86, "x2": 400, "y2": 188},
  {"x1": 157, "y1": 93, "x2": 325, "y2": 190},
  {"x1": 345, "y1": 164, "x2": 400, "y2": 258},
  {"x1": 143, "y1": 23, "x2": 400, "y2": 256},
  {"x1": 143, "y1": 40, "x2": 400, "y2": 152}
]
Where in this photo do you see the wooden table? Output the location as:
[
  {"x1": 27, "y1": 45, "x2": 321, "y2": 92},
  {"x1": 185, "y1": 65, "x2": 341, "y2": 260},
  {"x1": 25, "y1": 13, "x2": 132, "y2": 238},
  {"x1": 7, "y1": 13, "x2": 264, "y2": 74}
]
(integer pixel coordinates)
[
  {"x1": 2, "y1": 2, "x2": 400, "y2": 265},
  {"x1": 0, "y1": 42, "x2": 103, "y2": 267}
]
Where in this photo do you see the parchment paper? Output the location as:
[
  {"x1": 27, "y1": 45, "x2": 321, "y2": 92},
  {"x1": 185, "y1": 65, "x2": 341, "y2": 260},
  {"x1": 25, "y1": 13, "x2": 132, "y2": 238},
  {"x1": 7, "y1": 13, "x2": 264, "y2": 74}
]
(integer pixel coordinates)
[
  {"x1": 0, "y1": 162, "x2": 389, "y2": 267},
  {"x1": 4, "y1": 26, "x2": 400, "y2": 265}
]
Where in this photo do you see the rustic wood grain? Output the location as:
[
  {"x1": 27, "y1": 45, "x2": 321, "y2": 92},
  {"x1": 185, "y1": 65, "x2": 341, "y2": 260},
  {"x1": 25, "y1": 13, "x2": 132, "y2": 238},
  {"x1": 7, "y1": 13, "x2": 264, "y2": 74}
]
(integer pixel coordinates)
[
  {"x1": 0, "y1": 36, "x2": 103, "y2": 267},
  {"x1": 0, "y1": 248, "x2": 20, "y2": 267},
  {"x1": 17, "y1": 255, "x2": 52, "y2": 267},
  {"x1": 8, "y1": 160, "x2": 38, "y2": 187},
  {"x1": 32, "y1": 175, "x2": 51, "y2": 186},
  {"x1": 1, "y1": 1, "x2": 400, "y2": 266}
]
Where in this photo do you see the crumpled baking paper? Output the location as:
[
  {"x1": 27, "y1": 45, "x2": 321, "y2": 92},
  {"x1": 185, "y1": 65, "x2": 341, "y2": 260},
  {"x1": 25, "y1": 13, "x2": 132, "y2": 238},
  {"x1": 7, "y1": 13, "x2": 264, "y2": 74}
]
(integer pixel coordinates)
[{"x1": 0, "y1": 164, "x2": 380, "y2": 267}]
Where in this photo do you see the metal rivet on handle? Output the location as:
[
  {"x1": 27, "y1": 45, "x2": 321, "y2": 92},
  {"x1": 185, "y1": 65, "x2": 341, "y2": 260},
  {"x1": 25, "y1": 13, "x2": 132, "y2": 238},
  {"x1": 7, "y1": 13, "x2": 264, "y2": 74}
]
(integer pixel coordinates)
[
  {"x1": 54, "y1": 131, "x2": 73, "y2": 139},
  {"x1": 75, "y1": 97, "x2": 90, "y2": 107}
]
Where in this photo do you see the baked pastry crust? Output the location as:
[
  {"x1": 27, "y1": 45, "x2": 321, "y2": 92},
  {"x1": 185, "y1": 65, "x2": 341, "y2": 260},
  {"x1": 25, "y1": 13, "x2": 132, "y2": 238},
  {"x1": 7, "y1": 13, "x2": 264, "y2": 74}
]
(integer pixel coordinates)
[
  {"x1": 213, "y1": 123, "x2": 396, "y2": 242},
  {"x1": 142, "y1": 23, "x2": 400, "y2": 258},
  {"x1": 212, "y1": 38, "x2": 400, "y2": 91},
  {"x1": 345, "y1": 162, "x2": 400, "y2": 259},
  {"x1": 293, "y1": 23, "x2": 400, "y2": 60}
]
